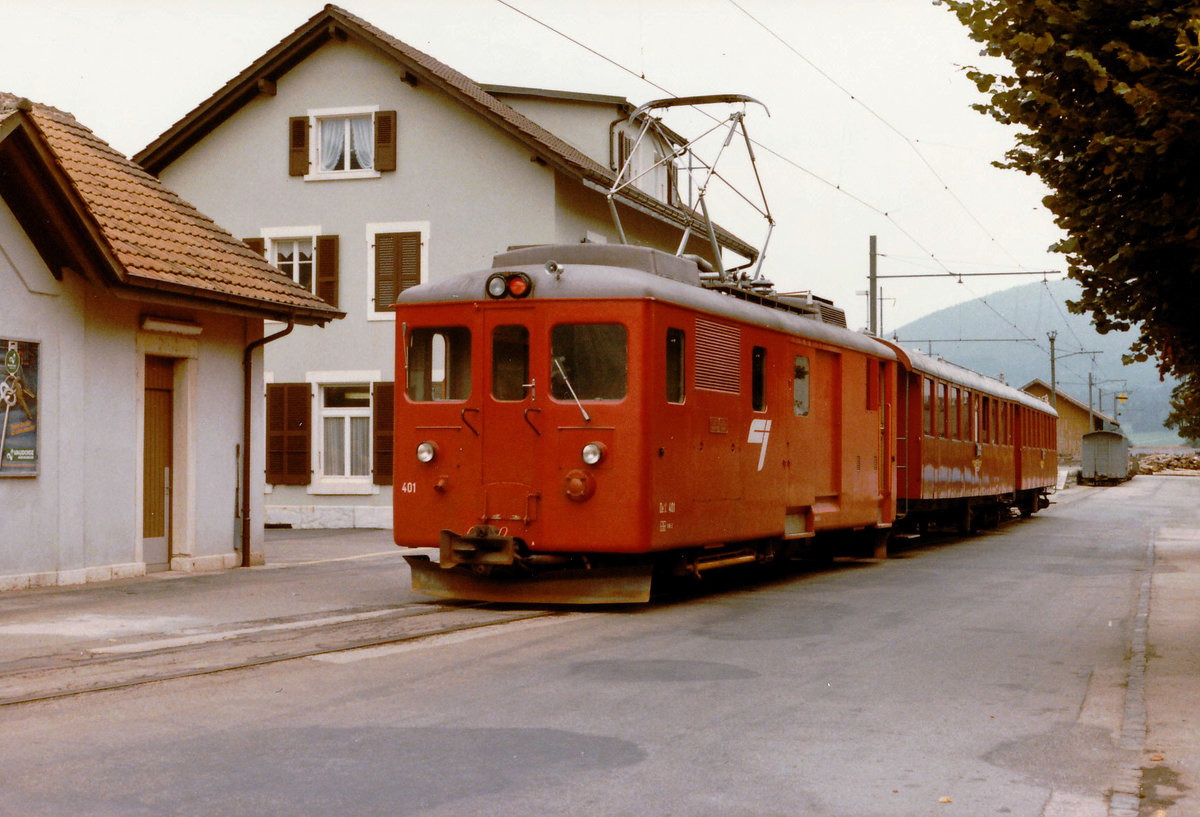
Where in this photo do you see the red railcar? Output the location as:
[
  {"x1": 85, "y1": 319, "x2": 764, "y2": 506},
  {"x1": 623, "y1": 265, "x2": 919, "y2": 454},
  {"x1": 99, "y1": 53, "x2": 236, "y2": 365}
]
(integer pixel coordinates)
[
  {"x1": 393, "y1": 243, "x2": 1056, "y2": 603},
  {"x1": 881, "y1": 343, "x2": 1057, "y2": 530},
  {"x1": 394, "y1": 243, "x2": 898, "y2": 603}
]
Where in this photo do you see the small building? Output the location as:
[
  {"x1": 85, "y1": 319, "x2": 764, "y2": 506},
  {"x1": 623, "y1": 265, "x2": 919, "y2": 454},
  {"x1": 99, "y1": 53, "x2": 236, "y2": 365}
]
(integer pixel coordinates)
[
  {"x1": 0, "y1": 94, "x2": 340, "y2": 590},
  {"x1": 1080, "y1": 429, "x2": 1132, "y2": 484},
  {"x1": 134, "y1": 4, "x2": 756, "y2": 529},
  {"x1": 1021, "y1": 379, "x2": 1117, "y2": 463}
]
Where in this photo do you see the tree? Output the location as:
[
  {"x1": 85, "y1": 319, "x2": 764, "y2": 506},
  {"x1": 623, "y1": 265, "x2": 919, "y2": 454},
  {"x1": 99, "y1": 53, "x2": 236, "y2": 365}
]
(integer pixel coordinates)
[
  {"x1": 1165, "y1": 379, "x2": 1200, "y2": 444},
  {"x1": 943, "y1": 0, "x2": 1200, "y2": 434}
]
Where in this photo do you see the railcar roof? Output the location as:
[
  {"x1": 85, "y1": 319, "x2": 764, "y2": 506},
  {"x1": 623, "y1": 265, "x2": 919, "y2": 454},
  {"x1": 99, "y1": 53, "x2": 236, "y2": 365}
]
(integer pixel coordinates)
[
  {"x1": 879, "y1": 341, "x2": 1057, "y2": 416},
  {"x1": 396, "y1": 244, "x2": 895, "y2": 360}
]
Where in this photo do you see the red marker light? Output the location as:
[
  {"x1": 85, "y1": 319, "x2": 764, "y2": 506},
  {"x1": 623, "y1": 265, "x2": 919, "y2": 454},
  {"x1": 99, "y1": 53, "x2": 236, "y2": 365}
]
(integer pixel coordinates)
[{"x1": 507, "y1": 273, "x2": 531, "y2": 298}]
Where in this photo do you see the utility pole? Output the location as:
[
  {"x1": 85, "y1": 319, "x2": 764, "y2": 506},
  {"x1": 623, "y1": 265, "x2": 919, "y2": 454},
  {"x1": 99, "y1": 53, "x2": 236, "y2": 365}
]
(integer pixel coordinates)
[
  {"x1": 1088, "y1": 371, "x2": 1095, "y2": 431},
  {"x1": 1047, "y1": 330, "x2": 1058, "y2": 411},
  {"x1": 869, "y1": 234, "x2": 878, "y2": 336}
]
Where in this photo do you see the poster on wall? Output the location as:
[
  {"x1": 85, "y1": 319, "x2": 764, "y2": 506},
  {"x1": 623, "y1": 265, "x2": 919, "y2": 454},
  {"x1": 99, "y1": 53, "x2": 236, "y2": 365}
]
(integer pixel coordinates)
[{"x1": 0, "y1": 339, "x2": 37, "y2": 476}]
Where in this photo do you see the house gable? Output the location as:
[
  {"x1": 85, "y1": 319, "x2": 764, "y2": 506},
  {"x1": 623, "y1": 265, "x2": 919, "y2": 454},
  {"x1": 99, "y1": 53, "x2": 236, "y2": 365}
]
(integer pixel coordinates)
[{"x1": 133, "y1": 4, "x2": 755, "y2": 265}]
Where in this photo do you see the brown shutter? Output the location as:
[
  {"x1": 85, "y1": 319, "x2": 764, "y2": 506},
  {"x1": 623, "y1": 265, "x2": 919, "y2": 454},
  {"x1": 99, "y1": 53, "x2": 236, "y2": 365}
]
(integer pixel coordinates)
[
  {"x1": 288, "y1": 117, "x2": 309, "y2": 176},
  {"x1": 372, "y1": 382, "x2": 394, "y2": 485},
  {"x1": 375, "y1": 110, "x2": 397, "y2": 172},
  {"x1": 266, "y1": 383, "x2": 311, "y2": 485},
  {"x1": 398, "y1": 232, "x2": 421, "y2": 292},
  {"x1": 374, "y1": 232, "x2": 398, "y2": 312},
  {"x1": 243, "y1": 237, "x2": 265, "y2": 256},
  {"x1": 374, "y1": 231, "x2": 421, "y2": 312},
  {"x1": 666, "y1": 161, "x2": 678, "y2": 206},
  {"x1": 315, "y1": 234, "x2": 338, "y2": 307}
]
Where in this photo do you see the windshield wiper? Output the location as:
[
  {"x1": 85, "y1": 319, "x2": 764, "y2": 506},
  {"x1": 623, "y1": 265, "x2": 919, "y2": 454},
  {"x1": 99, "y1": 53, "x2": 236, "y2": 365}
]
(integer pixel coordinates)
[{"x1": 553, "y1": 357, "x2": 590, "y2": 423}]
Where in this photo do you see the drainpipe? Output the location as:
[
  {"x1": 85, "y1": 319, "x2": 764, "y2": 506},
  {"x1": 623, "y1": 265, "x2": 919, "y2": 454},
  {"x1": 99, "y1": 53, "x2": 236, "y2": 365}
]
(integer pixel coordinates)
[{"x1": 241, "y1": 318, "x2": 295, "y2": 567}]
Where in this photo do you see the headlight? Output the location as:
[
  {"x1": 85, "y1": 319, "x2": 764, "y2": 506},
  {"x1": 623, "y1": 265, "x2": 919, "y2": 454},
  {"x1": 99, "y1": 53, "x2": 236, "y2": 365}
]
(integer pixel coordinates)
[
  {"x1": 416, "y1": 441, "x2": 437, "y2": 463},
  {"x1": 486, "y1": 274, "x2": 508, "y2": 298},
  {"x1": 581, "y1": 442, "x2": 605, "y2": 466}
]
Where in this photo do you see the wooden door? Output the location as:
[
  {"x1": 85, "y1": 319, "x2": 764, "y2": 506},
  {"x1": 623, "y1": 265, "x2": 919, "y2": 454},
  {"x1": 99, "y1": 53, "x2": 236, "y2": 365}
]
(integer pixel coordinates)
[{"x1": 143, "y1": 356, "x2": 173, "y2": 571}]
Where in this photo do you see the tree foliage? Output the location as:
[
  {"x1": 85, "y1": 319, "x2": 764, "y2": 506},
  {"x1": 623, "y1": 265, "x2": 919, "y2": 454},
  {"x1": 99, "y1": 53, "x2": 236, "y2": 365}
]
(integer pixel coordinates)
[{"x1": 943, "y1": 0, "x2": 1200, "y2": 433}]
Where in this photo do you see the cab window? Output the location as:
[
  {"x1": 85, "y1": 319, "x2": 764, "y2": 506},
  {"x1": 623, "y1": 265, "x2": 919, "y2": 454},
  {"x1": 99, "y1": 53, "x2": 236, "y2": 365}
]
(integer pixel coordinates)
[
  {"x1": 550, "y1": 323, "x2": 627, "y2": 401},
  {"x1": 793, "y1": 355, "x2": 810, "y2": 416},
  {"x1": 492, "y1": 325, "x2": 530, "y2": 401},
  {"x1": 406, "y1": 327, "x2": 471, "y2": 401}
]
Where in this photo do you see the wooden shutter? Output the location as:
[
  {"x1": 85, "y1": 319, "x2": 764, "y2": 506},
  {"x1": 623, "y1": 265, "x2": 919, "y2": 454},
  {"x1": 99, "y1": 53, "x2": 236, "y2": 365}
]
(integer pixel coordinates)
[
  {"x1": 266, "y1": 383, "x2": 311, "y2": 485},
  {"x1": 243, "y1": 237, "x2": 265, "y2": 256},
  {"x1": 618, "y1": 133, "x2": 633, "y2": 180},
  {"x1": 372, "y1": 382, "x2": 394, "y2": 485},
  {"x1": 315, "y1": 234, "x2": 339, "y2": 306},
  {"x1": 374, "y1": 231, "x2": 421, "y2": 312},
  {"x1": 375, "y1": 110, "x2": 397, "y2": 172},
  {"x1": 288, "y1": 117, "x2": 309, "y2": 176}
]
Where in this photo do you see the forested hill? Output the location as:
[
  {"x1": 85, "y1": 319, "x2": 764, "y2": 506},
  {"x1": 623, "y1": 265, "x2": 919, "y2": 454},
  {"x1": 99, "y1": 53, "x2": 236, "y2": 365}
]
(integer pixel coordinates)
[{"x1": 889, "y1": 278, "x2": 1181, "y2": 446}]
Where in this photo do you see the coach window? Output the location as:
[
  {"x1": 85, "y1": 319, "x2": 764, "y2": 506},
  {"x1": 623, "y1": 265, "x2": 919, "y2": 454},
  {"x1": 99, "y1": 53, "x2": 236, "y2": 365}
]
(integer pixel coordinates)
[
  {"x1": 666, "y1": 328, "x2": 685, "y2": 404},
  {"x1": 551, "y1": 323, "x2": 627, "y2": 400},
  {"x1": 406, "y1": 327, "x2": 471, "y2": 401},
  {"x1": 950, "y1": 387, "x2": 960, "y2": 439},
  {"x1": 936, "y1": 383, "x2": 948, "y2": 437},
  {"x1": 981, "y1": 396, "x2": 992, "y2": 443},
  {"x1": 793, "y1": 355, "x2": 810, "y2": 416},
  {"x1": 923, "y1": 377, "x2": 933, "y2": 436},
  {"x1": 751, "y1": 346, "x2": 767, "y2": 411},
  {"x1": 492, "y1": 325, "x2": 530, "y2": 401}
]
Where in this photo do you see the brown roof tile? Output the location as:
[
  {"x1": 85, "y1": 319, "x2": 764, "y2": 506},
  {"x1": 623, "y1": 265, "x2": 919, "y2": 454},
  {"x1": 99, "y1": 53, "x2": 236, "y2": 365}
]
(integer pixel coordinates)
[{"x1": 0, "y1": 92, "x2": 341, "y2": 323}]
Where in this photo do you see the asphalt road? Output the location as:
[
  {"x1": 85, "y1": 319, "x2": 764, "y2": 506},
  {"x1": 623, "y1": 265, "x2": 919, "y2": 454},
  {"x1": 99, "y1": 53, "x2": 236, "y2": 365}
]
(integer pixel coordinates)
[{"x1": 0, "y1": 477, "x2": 1194, "y2": 817}]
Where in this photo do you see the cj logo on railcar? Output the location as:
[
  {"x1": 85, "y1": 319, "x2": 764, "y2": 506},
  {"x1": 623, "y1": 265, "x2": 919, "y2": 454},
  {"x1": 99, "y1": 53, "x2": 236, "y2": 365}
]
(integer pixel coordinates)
[{"x1": 747, "y1": 419, "x2": 772, "y2": 472}]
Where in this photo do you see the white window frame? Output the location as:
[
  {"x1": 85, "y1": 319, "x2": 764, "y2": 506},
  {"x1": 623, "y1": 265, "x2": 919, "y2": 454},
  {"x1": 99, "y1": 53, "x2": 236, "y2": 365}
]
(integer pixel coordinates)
[
  {"x1": 304, "y1": 105, "x2": 382, "y2": 182},
  {"x1": 366, "y1": 221, "x2": 430, "y2": 322},
  {"x1": 261, "y1": 226, "x2": 321, "y2": 326},
  {"x1": 305, "y1": 370, "x2": 382, "y2": 495}
]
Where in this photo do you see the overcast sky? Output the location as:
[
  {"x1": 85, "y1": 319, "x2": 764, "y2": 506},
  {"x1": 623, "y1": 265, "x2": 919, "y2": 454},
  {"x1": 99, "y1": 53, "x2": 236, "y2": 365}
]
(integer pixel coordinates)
[{"x1": 2, "y1": 0, "x2": 1066, "y2": 332}]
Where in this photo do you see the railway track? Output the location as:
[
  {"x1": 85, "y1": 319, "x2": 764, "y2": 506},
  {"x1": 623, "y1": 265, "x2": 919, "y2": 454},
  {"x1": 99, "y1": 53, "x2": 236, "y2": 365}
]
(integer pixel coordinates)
[{"x1": 0, "y1": 603, "x2": 560, "y2": 707}]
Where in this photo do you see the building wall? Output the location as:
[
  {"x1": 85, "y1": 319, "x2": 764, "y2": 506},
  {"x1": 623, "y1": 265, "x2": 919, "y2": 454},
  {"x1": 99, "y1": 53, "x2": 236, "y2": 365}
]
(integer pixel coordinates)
[
  {"x1": 1022, "y1": 382, "x2": 1110, "y2": 463},
  {"x1": 0, "y1": 198, "x2": 265, "y2": 589},
  {"x1": 157, "y1": 38, "x2": 691, "y2": 528}
]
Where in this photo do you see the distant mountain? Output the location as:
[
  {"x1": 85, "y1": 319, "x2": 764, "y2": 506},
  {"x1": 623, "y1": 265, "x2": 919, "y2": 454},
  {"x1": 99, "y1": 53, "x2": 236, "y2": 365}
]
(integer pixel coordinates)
[{"x1": 889, "y1": 278, "x2": 1181, "y2": 446}]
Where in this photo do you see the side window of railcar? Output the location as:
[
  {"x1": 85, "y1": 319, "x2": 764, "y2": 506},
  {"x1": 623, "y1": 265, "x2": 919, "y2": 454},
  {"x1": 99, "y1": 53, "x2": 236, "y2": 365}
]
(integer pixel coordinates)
[
  {"x1": 866, "y1": 359, "x2": 880, "y2": 411},
  {"x1": 492, "y1": 325, "x2": 530, "y2": 401},
  {"x1": 406, "y1": 327, "x2": 471, "y2": 401},
  {"x1": 751, "y1": 346, "x2": 767, "y2": 411},
  {"x1": 793, "y1": 355, "x2": 810, "y2": 416},
  {"x1": 666, "y1": 328, "x2": 685, "y2": 404},
  {"x1": 550, "y1": 323, "x2": 627, "y2": 401}
]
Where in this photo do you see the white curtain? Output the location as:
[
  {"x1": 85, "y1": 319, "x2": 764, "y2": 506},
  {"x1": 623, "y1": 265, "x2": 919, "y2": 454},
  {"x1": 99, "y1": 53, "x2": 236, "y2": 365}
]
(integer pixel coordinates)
[
  {"x1": 350, "y1": 417, "x2": 370, "y2": 476},
  {"x1": 350, "y1": 115, "x2": 374, "y2": 170},
  {"x1": 319, "y1": 119, "x2": 345, "y2": 172},
  {"x1": 324, "y1": 417, "x2": 345, "y2": 476}
]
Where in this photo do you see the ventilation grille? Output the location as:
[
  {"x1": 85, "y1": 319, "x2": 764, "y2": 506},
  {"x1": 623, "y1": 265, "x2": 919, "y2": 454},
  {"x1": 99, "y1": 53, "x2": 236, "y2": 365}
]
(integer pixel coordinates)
[{"x1": 695, "y1": 318, "x2": 741, "y2": 393}]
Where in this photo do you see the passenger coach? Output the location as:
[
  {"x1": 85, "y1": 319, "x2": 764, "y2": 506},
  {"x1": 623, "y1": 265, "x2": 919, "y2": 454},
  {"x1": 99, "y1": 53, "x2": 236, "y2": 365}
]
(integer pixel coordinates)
[{"x1": 881, "y1": 343, "x2": 1057, "y2": 530}]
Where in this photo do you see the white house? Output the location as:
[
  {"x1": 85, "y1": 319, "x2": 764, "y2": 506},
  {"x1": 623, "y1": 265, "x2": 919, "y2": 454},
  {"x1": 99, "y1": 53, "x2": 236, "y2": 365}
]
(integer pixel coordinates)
[
  {"x1": 0, "y1": 93, "x2": 339, "y2": 590},
  {"x1": 135, "y1": 4, "x2": 756, "y2": 530}
]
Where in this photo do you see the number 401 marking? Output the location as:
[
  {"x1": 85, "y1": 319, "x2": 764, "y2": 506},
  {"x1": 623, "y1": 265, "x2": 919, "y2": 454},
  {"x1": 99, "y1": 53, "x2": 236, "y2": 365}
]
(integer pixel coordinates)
[{"x1": 400, "y1": 481, "x2": 418, "y2": 494}]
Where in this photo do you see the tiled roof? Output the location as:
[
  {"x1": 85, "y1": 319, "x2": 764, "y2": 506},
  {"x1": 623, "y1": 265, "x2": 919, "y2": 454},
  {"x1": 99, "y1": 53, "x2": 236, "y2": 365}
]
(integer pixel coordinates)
[
  {"x1": 134, "y1": 4, "x2": 756, "y2": 262},
  {"x1": 0, "y1": 93, "x2": 340, "y2": 323}
]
